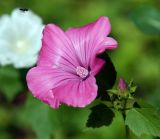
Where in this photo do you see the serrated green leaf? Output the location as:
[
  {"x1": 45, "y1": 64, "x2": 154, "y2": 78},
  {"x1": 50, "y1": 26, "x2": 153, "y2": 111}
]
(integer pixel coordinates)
[
  {"x1": 86, "y1": 103, "x2": 115, "y2": 128},
  {"x1": 0, "y1": 66, "x2": 23, "y2": 101},
  {"x1": 125, "y1": 108, "x2": 160, "y2": 137},
  {"x1": 23, "y1": 95, "x2": 54, "y2": 139},
  {"x1": 130, "y1": 6, "x2": 160, "y2": 35}
]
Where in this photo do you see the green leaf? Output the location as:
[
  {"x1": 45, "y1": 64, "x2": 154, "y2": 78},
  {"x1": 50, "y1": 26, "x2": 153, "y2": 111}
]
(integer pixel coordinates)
[
  {"x1": 96, "y1": 53, "x2": 117, "y2": 100},
  {"x1": 0, "y1": 66, "x2": 23, "y2": 101},
  {"x1": 107, "y1": 89, "x2": 118, "y2": 95},
  {"x1": 86, "y1": 103, "x2": 115, "y2": 128},
  {"x1": 130, "y1": 86, "x2": 137, "y2": 93},
  {"x1": 130, "y1": 6, "x2": 160, "y2": 35},
  {"x1": 134, "y1": 99, "x2": 154, "y2": 108},
  {"x1": 125, "y1": 108, "x2": 160, "y2": 137},
  {"x1": 23, "y1": 94, "x2": 54, "y2": 139}
]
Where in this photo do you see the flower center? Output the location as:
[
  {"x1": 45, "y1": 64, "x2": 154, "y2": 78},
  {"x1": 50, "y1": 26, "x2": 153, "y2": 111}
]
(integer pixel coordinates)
[
  {"x1": 76, "y1": 66, "x2": 89, "y2": 79},
  {"x1": 13, "y1": 40, "x2": 31, "y2": 54}
]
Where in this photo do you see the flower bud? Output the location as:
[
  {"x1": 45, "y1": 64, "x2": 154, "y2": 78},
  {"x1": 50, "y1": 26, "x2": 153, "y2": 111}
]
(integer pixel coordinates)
[{"x1": 118, "y1": 78, "x2": 127, "y2": 91}]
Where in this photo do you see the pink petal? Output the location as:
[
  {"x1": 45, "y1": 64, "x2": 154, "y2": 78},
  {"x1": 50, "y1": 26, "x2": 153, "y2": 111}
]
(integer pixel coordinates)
[
  {"x1": 53, "y1": 76, "x2": 98, "y2": 107},
  {"x1": 66, "y1": 16, "x2": 111, "y2": 40},
  {"x1": 26, "y1": 67, "x2": 79, "y2": 108},
  {"x1": 97, "y1": 37, "x2": 118, "y2": 54},
  {"x1": 65, "y1": 16, "x2": 111, "y2": 67},
  {"x1": 38, "y1": 24, "x2": 79, "y2": 73},
  {"x1": 90, "y1": 58, "x2": 105, "y2": 76},
  {"x1": 89, "y1": 37, "x2": 117, "y2": 75}
]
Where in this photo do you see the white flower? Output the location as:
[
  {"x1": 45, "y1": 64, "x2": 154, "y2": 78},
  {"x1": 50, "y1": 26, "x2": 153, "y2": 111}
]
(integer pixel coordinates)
[{"x1": 0, "y1": 8, "x2": 44, "y2": 68}]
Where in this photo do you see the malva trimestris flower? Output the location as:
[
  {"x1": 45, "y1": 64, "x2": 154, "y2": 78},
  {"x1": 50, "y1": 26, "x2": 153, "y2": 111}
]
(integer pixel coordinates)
[
  {"x1": 0, "y1": 9, "x2": 43, "y2": 68},
  {"x1": 26, "y1": 16, "x2": 117, "y2": 108}
]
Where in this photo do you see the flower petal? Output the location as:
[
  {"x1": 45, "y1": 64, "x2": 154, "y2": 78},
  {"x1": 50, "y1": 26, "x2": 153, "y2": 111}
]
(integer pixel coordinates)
[
  {"x1": 11, "y1": 9, "x2": 42, "y2": 36},
  {"x1": 90, "y1": 58, "x2": 105, "y2": 76},
  {"x1": 53, "y1": 76, "x2": 98, "y2": 107},
  {"x1": 0, "y1": 9, "x2": 43, "y2": 68},
  {"x1": 97, "y1": 37, "x2": 118, "y2": 54},
  {"x1": 65, "y1": 16, "x2": 112, "y2": 67},
  {"x1": 66, "y1": 16, "x2": 111, "y2": 40},
  {"x1": 38, "y1": 24, "x2": 79, "y2": 73},
  {"x1": 26, "y1": 67, "x2": 79, "y2": 108}
]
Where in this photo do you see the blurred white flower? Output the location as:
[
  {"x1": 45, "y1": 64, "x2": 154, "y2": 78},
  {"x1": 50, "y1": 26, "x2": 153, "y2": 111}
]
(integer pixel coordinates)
[{"x1": 0, "y1": 8, "x2": 43, "y2": 68}]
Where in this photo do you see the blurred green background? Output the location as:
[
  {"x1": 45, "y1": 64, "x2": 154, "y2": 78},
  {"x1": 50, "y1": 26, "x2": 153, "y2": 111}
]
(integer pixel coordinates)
[{"x1": 0, "y1": 0, "x2": 160, "y2": 139}]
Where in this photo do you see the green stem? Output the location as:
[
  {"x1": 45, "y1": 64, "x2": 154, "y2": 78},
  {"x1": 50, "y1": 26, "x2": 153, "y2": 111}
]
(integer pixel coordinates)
[
  {"x1": 122, "y1": 98, "x2": 127, "y2": 119},
  {"x1": 122, "y1": 98, "x2": 129, "y2": 139},
  {"x1": 125, "y1": 125, "x2": 129, "y2": 139},
  {"x1": 122, "y1": 112, "x2": 130, "y2": 139}
]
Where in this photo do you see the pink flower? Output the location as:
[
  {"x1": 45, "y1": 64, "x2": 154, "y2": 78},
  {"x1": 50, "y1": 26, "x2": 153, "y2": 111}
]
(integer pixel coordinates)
[{"x1": 26, "y1": 16, "x2": 117, "y2": 108}]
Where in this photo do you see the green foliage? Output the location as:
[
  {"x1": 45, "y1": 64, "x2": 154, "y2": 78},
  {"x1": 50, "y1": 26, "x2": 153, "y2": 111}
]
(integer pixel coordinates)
[
  {"x1": 130, "y1": 6, "x2": 160, "y2": 35},
  {"x1": 106, "y1": 82, "x2": 160, "y2": 138},
  {"x1": 23, "y1": 95, "x2": 54, "y2": 139},
  {"x1": 134, "y1": 99, "x2": 154, "y2": 108},
  {"x1": 125, "y1": 107, "x2": 160, "y2": 137},
  {"x1": 86, "y1": 103, "x2": 115, "y2": 128},
  {"x1": 0, "y1": 66, "x2": 23, "y2": 101}
]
